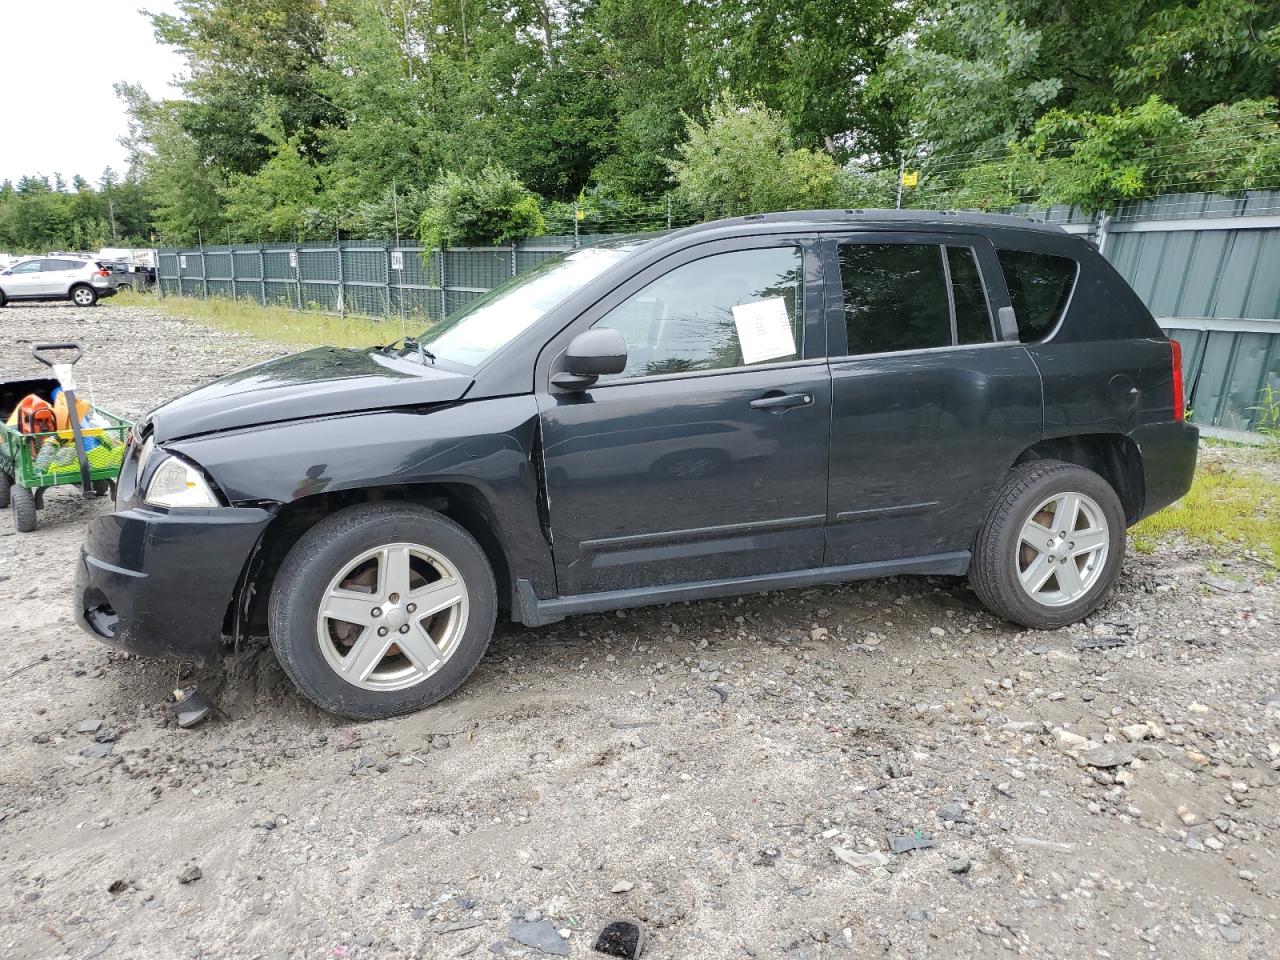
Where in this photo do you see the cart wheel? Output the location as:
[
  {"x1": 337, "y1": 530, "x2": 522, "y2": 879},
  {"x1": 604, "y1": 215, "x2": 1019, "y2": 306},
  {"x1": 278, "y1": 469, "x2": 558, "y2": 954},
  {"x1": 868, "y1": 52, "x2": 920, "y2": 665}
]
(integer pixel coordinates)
[
  {"x1": 0, "y1": 472, "x2": 10, "y2": 510},
  {"x1": 11, "y1": 484, "x2": 36, "y2": 533}
]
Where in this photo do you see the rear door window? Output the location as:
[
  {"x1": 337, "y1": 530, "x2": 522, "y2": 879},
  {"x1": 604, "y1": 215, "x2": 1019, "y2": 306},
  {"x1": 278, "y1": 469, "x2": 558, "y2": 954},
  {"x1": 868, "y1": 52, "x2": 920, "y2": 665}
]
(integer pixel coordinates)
[
  {"x1": 996, "y1": 249, "x2": 1078, "y2": 342},
  {"x1": 836, "y1": 242, "x2": 995, "y2": 356}
]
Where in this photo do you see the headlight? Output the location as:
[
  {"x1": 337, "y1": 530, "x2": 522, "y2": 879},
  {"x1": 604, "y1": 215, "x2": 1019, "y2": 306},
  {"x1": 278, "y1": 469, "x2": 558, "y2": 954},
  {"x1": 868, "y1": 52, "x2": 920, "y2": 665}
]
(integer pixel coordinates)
[{"x1": 144, "y1": 455, "x2": 219, "y2": 508}]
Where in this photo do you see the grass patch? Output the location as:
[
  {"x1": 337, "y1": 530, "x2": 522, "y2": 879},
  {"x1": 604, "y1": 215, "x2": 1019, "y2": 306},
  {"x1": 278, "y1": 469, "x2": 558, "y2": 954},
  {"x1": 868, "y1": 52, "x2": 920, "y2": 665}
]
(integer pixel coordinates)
[
  {"x1": 114, "y1": 291, "x2": 425, "y2": 349},
  {"x1": 1131, "y1": 459, "x2": 1279, "y2": 565}
]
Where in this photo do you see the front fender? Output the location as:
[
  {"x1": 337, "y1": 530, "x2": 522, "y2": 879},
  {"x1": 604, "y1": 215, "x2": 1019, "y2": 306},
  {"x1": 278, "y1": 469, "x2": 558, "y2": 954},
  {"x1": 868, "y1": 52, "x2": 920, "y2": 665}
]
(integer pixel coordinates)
[{"x1": 169, "y1": 397, "x2": 553, "y2": 596}]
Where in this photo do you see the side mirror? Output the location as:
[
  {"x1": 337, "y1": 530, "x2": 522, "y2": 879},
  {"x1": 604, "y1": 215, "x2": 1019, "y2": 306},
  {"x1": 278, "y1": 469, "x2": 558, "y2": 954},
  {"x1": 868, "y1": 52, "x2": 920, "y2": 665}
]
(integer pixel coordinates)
[{"x1": 551, "y1": 328, "x2": 627, "y2": 390}]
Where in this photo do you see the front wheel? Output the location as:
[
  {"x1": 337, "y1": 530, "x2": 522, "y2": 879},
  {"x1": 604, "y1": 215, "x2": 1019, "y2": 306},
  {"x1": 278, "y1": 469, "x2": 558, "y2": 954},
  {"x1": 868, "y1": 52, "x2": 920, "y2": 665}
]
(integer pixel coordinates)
[
  {"x1": 969, "y1": 460, "x2": 1125, "y2": 630},
  {"x1": 268, "y1": 503, "x2": 497, "y2": 719},
  {"x1": 70, "y1": 285, "x2": 98, "y2": 307},
  {"x1": 0, "y1": 471, "x2": 10, "y2": 509}
]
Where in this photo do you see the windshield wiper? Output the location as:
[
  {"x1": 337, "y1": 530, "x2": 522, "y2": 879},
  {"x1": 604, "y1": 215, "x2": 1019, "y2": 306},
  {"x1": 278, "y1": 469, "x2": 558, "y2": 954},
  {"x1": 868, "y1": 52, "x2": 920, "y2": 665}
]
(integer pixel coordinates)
[
  {"x1": 379, "y1": 335, "x2": 435, "y2": 365},
  {"x1": 404, "y1": 335, "x2": 436, "y2": 365}
]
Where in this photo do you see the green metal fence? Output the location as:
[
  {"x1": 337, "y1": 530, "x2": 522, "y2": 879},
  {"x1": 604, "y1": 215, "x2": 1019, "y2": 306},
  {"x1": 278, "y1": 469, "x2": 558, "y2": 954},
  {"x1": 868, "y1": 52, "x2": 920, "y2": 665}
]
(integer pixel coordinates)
[
  {"x1": 156, "y1": 239, "x2": 577, "y2": 321},
  {"x1": 156, "y1": 190, "x2": 1280, "y2": 433}
]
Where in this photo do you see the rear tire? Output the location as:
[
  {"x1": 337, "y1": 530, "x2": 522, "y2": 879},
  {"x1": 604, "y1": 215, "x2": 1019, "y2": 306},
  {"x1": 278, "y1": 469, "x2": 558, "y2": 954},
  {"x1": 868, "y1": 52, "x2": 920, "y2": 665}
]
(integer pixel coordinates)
[
  {"x1": 10, "y1": 484, "x2": 36, "y2": 533},
  {"x1": 0, "y1": 289, "x2": 7, "y2": 307},
  {"x1": 268, "y1": 502, "x2": 497, "y2": 720},
  {"x1": 969, "y1": 460, "x2": 1125, "y2": 630},
  {"x1": 0, "y1": 471, "x2": 10, "y2": 509},
  {"x1": 70, "y1": 285, "x2": 98, "y2": 307}
]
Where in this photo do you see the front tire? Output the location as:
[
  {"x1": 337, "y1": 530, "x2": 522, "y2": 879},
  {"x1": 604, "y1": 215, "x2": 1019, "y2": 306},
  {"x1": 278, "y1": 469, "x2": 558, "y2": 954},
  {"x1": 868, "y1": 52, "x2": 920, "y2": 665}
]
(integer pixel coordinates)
[
  {"x1": 10, "y1": 484, "x2": 36, "y2": 533},
  {"x1": 70, "y1": 285, "x2": 98, "y2": 307},
  {"x1": 268, "y1": 503, "x2": 497, "y2": 720},
  {"x1": 0, "y1": 471, "x2": 10, "y2": 509},
  {"x1": 969, "y1": 461, "x2": 1125, "y2": 630}
]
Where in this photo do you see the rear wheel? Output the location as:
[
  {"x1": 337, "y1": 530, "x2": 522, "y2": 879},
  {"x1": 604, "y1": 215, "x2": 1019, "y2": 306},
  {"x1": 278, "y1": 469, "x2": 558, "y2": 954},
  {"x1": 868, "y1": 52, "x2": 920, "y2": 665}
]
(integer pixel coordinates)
[
  {"x1": 10, "y1": 484, "x2": 36, "y2": 533},
  {"x1": 70, "y1": 285, "x2": 98, "y2": 307},
  {"x1": 268, "y1": 503, "x2": 497, "y2": 719},
  {"x1": 0, "y1": 471, "x2": 11, "y2": 508},
  {"x1": 0, "y1": 288, "x2": 7, "y2": 307},
  {"x1": 969, "y1": 460, "x2": 1125, "y2": 630}
]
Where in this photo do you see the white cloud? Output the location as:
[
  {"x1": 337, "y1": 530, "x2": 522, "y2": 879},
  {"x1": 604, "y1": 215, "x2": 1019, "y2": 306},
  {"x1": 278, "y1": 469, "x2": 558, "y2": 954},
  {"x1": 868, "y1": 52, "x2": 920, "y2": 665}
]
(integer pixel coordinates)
[{"x1": 0, "y1": 0, "x2": 185, "y2": 184}]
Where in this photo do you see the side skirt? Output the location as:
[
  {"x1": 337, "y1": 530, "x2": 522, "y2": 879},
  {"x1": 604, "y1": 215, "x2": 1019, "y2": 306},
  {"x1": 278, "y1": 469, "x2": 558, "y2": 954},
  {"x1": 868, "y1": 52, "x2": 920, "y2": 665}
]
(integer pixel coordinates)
[{"x1": 513, "y1": 551, "x2": 971, "y2": 627}]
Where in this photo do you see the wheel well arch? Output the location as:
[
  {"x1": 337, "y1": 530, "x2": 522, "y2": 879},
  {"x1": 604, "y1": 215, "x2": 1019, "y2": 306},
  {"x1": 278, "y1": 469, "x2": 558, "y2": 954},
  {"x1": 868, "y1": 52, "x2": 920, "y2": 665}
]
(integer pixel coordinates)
[
  {"x1": 225, "y1": 482, "x2": 515, "y2": 640},
  {"x1": 1013, "y1": 433, "x2": 1145, "y2": 524}
]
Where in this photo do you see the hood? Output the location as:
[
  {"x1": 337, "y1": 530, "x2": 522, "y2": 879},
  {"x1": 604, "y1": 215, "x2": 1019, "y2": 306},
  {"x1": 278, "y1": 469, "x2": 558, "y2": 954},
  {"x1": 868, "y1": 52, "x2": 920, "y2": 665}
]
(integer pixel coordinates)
[{"x1": 143, "y1": 347, "x2": 473, "y2": 443}]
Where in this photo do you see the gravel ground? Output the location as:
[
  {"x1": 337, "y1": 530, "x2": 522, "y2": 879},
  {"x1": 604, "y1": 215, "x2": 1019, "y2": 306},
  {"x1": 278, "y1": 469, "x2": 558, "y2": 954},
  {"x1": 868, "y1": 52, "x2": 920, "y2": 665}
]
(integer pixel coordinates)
[{"x1": 1, "y1": 302, "x2": 1278, "y2": 960}]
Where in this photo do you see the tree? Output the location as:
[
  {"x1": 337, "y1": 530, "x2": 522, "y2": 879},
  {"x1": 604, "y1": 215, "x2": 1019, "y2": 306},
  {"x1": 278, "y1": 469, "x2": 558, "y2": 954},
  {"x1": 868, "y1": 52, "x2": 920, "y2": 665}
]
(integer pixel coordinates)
[{"x1": 668, "y1": 98, "x2": 845, "y2": 216}]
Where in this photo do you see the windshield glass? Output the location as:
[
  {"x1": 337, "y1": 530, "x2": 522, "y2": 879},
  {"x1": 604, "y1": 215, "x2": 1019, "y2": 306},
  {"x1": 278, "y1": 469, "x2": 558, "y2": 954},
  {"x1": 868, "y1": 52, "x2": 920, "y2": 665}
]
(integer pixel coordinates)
[{"x1": 414, "y1": 245, "x2": 633, "y2": 367}]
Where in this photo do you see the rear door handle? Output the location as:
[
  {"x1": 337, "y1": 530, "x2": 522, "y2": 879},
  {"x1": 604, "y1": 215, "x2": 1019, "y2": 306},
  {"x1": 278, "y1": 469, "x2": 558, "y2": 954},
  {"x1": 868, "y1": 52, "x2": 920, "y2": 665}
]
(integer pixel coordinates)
[{"x1": 749, "y1": 391, "x2": 813, "y2": 412}]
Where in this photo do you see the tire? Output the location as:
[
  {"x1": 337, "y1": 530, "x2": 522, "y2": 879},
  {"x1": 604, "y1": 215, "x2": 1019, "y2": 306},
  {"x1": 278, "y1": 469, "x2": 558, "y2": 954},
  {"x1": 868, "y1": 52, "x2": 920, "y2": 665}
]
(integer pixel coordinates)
[
  {"x1": 10, "y1": 483, "x2": 37, "y2": 533},
  {"x1": 0, "y1": 288, "x2": 7, "y2": 307},
  {"x1": 268, "y1": 502, "x2": 497, "y2": 720},
  {"x1": 0, "y1": 471, "x2": 10, "y2": 508},
  {"x1": 969, "y1": 460, "x2": 1126, "y2": 630},
  {"x1": 70, "y1": 285, "x2": 98, "y2": 307}
]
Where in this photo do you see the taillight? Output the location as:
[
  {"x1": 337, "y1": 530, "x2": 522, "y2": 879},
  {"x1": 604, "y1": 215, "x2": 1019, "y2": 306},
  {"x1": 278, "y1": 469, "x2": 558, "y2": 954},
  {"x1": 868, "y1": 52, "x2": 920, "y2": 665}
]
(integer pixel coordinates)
[
  {"x1": 98, "y1": 269, "x2": 110, "y2": 277},
  {"x1": 1170, "y1": 339, "x2": 1185, "y2": 422}
]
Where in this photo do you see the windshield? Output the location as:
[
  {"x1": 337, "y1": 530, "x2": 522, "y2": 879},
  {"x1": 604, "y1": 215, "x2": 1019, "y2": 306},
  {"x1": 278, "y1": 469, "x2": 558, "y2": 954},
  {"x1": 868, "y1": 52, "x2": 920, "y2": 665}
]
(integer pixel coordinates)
[{"x1": 412, "y1": 245, "x2": 632, "y2": 367}]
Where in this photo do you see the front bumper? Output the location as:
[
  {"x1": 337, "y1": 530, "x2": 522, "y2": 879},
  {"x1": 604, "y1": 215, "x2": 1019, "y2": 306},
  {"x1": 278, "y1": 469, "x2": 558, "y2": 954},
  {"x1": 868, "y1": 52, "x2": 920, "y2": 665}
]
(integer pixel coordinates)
[
  {"x1": 1131, "y1": 420, "x2": 1199, "y2": 520},
  {"x1": 75, "y1": 504, "x2": 273, "y2": 664}
]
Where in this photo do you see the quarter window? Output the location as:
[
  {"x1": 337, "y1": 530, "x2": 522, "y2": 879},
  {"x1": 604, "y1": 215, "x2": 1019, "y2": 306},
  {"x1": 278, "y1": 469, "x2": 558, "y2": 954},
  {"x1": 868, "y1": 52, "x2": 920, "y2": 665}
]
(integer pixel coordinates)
[
  {"x1": 996, "y1": 248, "x2": 1078, "y2": 342},
  {"x1": 947, "y1": 246, "x2": 995, "y2": 344},
  {"x1": 592, "y1": 246, "x2": 804, "y2": 380}
]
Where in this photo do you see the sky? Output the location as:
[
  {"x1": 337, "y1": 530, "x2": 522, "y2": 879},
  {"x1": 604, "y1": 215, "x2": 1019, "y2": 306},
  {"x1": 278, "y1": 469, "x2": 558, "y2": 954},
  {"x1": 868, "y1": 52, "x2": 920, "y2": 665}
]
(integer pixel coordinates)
[{"x1": 0, "y1": 0, "x2": 185, "y2": 186}]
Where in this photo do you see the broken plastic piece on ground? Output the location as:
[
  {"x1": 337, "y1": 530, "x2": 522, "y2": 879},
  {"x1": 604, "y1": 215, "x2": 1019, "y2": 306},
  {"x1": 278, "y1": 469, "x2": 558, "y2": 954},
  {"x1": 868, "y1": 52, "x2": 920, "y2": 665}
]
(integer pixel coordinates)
[
  {"x1": 831, "y1": 846, "x2": 891, "y2": 869},
  {"x1": 80, "y1": 742, "x2": 113, "y2": 759},
  {"x1": 77, "y1": 718, "x2": 102, "y2": 734},
  {"x1": 593, "y1": 920, "x2": 645, "y2": 958},
  {"x1": 166, "y1": 686, "x2": 212, "y2": 728},
  {"x1": 886, "y1": 830, "x2": 936, "y2": 854},
  {"x1": 508, "y1": 919, "x2": 569, "y2": 956}
]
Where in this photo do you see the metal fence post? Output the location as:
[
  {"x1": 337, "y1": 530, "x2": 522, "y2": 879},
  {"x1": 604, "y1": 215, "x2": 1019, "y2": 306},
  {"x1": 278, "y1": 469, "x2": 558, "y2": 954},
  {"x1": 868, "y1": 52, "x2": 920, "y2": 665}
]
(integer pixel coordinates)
[
  {"x1": 438, "y1": 247, "x2": 447, "y2": 317},
  {"x1": 229, "y1": 245, "x2": 238, "y2": 302},
  {"x1": 666, "y1": 195, "x2": 672, "y2": 230},
  {"x1": 154, "y1": 248, "x2": 164, "y2": 299},
  {"x1": 1095, "y1": 212, "x2": 1113, "y2": 257},
  {"x1": 199, "y1": 240, "x2": 208, "y2": 300},
  {"x1": 511, "y1": 241, "x2": 517, "y2": 278},
  {"x1": 294, "y1": 245, "x2": 303, "y2": 310},
  {"x1": 258, "y1": 246, "x2": 266, "y2": 305},
  {"x1": 384, "y1": 245, "x2": 393, "y2": 318},
  {"x1": 335, "y1": 243, "x2": 345, "y2": 318},
  {"x1": 573, "y1": 202, "x2": 580, "y2": 247}
]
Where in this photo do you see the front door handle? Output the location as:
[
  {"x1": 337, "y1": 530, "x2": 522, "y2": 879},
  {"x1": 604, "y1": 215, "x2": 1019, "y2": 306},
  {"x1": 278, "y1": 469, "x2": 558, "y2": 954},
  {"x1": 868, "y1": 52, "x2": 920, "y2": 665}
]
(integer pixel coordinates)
[{"x1": 749, "y1": 391, "x2": 813, "y2": 412}]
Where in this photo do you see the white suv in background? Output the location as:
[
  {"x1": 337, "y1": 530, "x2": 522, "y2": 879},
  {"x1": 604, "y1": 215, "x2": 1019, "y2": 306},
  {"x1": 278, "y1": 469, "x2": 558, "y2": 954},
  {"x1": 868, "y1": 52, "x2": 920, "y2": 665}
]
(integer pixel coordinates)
[{"x1": 0, "y1": 257, "x2": 118, "y2": 307}]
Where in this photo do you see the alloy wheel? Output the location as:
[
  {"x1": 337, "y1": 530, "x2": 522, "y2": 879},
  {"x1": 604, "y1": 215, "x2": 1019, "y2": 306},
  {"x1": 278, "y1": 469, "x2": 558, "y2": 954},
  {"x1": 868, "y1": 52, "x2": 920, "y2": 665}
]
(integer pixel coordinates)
[
  {"x1": 315, "y1": 542, "x2": 469, "y2": 691},
  {"x1": 1014, "y1": 491, "x2": 1109, "y2": 607},
  {"x1": 73, "y1": 287, "x2": 95, "y2": 305}
]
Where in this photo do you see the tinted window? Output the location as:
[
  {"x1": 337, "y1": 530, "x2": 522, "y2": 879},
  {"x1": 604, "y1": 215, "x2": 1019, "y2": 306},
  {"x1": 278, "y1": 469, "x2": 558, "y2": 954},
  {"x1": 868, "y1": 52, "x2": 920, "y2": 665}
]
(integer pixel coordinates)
[
  {"x1": 55, "y1": 259, "x2": 84, "y2": 271},
  {"x1": 997, "y1": 249, "x2": 1077, "y2": 342},
  {"x1": 947, "y1": 246, "x2": 994, "y2": 344},
  {"x1": 839, "y1": 243, "x2": 951, "y2": 355},
  {"x1": 594, "y1": 246, "x2": 804, "y2": 380}
]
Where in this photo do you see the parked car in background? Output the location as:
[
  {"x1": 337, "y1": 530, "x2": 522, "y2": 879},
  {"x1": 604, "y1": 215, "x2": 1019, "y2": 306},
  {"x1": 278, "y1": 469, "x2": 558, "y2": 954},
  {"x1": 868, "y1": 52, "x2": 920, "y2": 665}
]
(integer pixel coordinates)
[
  {"x1": 104, "y1": 262, "x2": 155, "y2": 293},
  {"x1": 75, "y1": 209, "x2": 1196, "y2": 720},
  {"x1": 0, "y1": 257, "x2": 117, "y2": 306}
]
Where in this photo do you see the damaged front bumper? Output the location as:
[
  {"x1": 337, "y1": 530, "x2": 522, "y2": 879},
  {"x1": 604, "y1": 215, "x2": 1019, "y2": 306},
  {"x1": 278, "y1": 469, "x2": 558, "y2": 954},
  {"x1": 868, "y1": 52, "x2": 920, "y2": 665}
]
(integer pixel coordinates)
[{"x1": 74, "y1": 505, "x2": 273, "y2": 665}]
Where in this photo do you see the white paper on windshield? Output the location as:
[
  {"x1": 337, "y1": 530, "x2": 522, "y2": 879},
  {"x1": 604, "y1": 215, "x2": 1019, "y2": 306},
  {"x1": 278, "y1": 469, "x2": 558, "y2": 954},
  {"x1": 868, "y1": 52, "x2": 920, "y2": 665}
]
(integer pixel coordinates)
[{"x1": 732, "y1": 297, "x2": 796, "y2": 365}]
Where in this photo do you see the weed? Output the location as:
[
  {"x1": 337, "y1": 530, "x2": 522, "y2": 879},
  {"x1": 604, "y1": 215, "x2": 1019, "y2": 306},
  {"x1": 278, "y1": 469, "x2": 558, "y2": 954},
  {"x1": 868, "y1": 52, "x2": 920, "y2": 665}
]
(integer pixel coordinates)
[
  {"x1": 114, "y1": 290, "x2": 430, "y2": 350},
  {"x1": 1131, "y1": 459, "x2": 1279, "y2": 566}
]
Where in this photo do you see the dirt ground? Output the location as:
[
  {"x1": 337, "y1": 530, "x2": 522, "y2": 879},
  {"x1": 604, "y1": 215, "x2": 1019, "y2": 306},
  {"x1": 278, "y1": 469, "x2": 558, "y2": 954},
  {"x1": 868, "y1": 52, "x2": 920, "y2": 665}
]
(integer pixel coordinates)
[{"x1": 1, "y1": 302, "x2": 1278, "y2": 960}]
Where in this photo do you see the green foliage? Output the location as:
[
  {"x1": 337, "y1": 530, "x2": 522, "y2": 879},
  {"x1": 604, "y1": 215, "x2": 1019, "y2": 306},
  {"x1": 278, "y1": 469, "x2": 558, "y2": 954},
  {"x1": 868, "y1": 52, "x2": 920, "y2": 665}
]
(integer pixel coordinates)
[
  {"x1": 219, "y1": 111, "x2": 324, "y2": 241},
  {"x1": 0, "y1": 171, "x2": 152, "y2": 253},
  {"x1": 668, "y1": 98, "x2": 845, "y2": 217},
  {"x1": 418, "y1": 165, "x2": 546, "y2": 250}
]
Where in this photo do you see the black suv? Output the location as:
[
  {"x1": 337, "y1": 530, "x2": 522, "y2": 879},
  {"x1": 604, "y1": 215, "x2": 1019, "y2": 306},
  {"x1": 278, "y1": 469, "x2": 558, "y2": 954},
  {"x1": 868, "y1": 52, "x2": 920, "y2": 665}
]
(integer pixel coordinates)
[{"x1": 75, "y1": 210, "x2": 1196, "y2": 719}]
